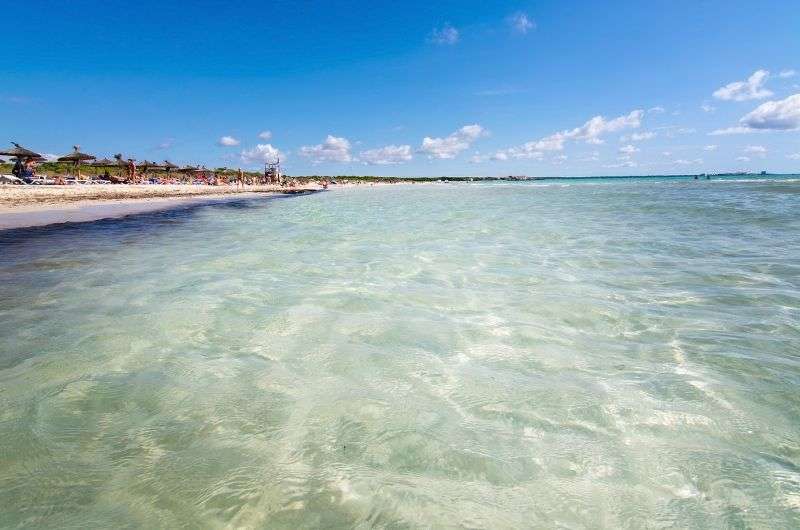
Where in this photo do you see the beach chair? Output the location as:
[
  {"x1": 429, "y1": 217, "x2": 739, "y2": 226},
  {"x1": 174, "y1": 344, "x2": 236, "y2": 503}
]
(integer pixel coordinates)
[{"x1": 0, "y1": 174, "x2": 25, "y2": 184}]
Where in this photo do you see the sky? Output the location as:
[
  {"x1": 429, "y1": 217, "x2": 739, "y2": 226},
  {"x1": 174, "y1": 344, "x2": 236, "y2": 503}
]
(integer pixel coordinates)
[{"x1": 2, "y1": 0, "x2": 800, "y2": 176}]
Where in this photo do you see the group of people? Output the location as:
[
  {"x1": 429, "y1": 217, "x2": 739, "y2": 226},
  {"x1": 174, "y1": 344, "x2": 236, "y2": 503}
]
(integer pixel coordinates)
[
  {"x1": 233, "y1": 167, "x2": 287, "y2": 188},
  {"x1": 6, "y1": 156, "x2": 318, "y2": 188}
]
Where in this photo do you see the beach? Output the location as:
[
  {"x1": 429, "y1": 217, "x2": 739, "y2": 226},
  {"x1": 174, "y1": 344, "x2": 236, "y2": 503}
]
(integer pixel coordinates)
[
  {"x1": 0, "y1": 184, "x2": 322, "y2": 229},
  {"x1": 0, "y1": 183, "x2": 323, "y2": 209}
]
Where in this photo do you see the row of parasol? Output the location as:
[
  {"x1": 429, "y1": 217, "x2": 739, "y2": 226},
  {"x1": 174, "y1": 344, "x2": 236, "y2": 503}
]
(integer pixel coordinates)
[{"x1": 1, "y1": 142, "x2": 208, "y2": 179}]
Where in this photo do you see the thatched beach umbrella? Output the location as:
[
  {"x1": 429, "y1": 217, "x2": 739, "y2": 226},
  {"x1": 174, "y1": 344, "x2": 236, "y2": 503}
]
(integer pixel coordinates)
[
  {"x1": 162, "y1": 160, "x2": 179, "y2": 172},
  {"x1": 177, "y1": 165, "x2": 197, "y2": 182},
  {"x1": 91, "y1": 157, "x2": 116, "y2": 167},
  {"x1": 194, "y1": 166, "x2": 211, "y2": 181},
  {"x1": 140, "y1": 160, "x2": 164, "y2": 175},
  {"x1": 0, "y1": 142, "x2": 41, "y2": 160},
  {"x1": 58, "y1": 145, "x2": 96, "y2": 179},
  {"x1": 113, "y1": 153, "x2": 138, "y2": 167},
  {"x1": 90, "y1": 157, "x2": 117, "y2": 179}
]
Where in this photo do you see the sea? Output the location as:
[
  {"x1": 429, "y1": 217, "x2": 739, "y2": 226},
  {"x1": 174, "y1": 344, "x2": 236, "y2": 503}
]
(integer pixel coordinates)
[{"x1": 1, "y1": 175, "x2": 799, "y2": 528}]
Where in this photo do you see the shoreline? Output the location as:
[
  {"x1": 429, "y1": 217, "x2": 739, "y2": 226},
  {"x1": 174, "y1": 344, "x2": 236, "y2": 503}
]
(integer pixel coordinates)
[
  {"x1": 0, "y1": 183, "x2": 318, "y2": 209},
  {"x1": 0, "y1": 185, "x2": 319, "y2": 230}
]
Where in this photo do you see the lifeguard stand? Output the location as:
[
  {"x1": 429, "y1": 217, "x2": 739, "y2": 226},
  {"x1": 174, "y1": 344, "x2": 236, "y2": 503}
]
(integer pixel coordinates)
[{"x1": 265, "y1": 157, "x2": 282, "y2": 184}]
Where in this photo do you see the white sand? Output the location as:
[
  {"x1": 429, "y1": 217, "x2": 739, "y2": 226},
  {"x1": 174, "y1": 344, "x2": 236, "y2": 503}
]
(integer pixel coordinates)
[{"x1": 0, "y1": 184, "x2": 319, "y2": 230}]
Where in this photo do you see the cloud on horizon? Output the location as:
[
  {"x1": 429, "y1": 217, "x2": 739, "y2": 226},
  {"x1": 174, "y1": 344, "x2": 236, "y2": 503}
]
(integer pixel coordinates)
[
  {"x1": 299, "y1": 135, "x2": 353, "y2": 163},
  {"x1": 360, "y1": 144, "x2": 413, "y2": 165},
  {"x1": 490, "y1": 109, "x2": 644, "y2": 161},
  {"x1": 711, "y1": 93, "x2": 800, "y2": 134},
  {"x1": 240, "y1": 143, "x2": 282, "y2": 165},
  {"x1": 420, "y1": 124, "x2": 487, "y2": 159}
]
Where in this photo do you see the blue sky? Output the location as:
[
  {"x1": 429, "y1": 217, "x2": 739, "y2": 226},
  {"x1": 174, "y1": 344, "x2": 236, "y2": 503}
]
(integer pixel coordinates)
[{"x1": 3, "y1": 0, "x2": 800, "y2": 176}]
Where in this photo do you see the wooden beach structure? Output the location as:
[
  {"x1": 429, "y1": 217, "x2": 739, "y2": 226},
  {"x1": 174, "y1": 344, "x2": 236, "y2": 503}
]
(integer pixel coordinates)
[
  {"x1": 265, "y1": 157, "x2": 282, "y2": 184},
  {"x1": 57, "y1": 146, "x2": 96, "y2": 180}
]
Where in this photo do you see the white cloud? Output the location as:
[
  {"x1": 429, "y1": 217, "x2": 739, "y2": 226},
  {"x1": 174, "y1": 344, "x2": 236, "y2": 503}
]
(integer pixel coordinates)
[
  {"x1": 619, "y1": 144, "x2": 639, "y2": 154},
  {"x1": 779, "y1": 69, "x2": 797, "y2": 79},
  {"x1": 218, "y1": 135, "x2": 240, "y2": 147},
  {"x1": 648, "y1": 106, "x2": 666, "y2": 114},
  {"x1": 740, "y1": 93, "x2": 800, "y2": 131},
  {"x1": 508, "y1": 12, "x2": 535, "y2": 34},
  {"x1": 674, "y1": 158, "x2": 703, "y2": 165},
  {"x1": 744, "y1": 145, "x2": 767, "y2": 157},
  {"x1": 713, "y1": 69, "x2": 773, "y2": 101},
  {"x1": 493, "y1": 109, "x2": 643, "y2": 160},
  {"x1": 662, "y1": 151, "x2": 672, "y2": 157},
  {"x1": 42, "y1": 153, "x2": 59, "y2": 161},
  {"x1": 711, "y1": 93, "x2": 800, "y2": 134},
  {"x1": 430, "y1": 23, "x2": 459, "y2": 45},
  {"x1": 787, "y1": 153, "x2": 800, "y2": 160},
  {"x1": 258, "y1": 130, "x2": 272, "y2": 140},
  {"x1": 360, "y1": 144, "x2": 413, "y2": 165},
  {"x1": 299, "y1": 135, "x2": 353, "y2": 163},
  {"x1": 621, "y1": 131, "x2": 656, "y2": 142},
  {"x1": 736, "y1": 156, "x2": 751, "y2": 162},
  {"x1": 701, "y1": 104, "x2": 716, "y2": 113},
  {"x1": 156, "y1": 138, "x2": 174, "y2": 150},
  {"x1": 709, "y1": 126, "x2": 755, "y2": 136},
  {"x1": 239, "y1": 143, "x2": 283, "y2": 165},
  {"x1": 604, "y1": 160, "x2": 637, "y2": 168},
  {"x1": 420, "y1": 124, "x2": 487, "y2": 159},
  {"x1": 703, "y1": 144, "x2": 718, "y2": 151}
]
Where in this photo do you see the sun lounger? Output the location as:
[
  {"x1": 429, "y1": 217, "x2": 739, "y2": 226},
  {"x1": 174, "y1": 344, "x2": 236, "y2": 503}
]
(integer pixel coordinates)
[{"x1": 0, "y1": 174, "x2": 25, "y2": 184}]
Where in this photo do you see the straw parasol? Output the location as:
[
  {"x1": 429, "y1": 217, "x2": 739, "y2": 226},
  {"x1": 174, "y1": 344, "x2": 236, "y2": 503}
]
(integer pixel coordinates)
[
  {"x1": 0, "y1": 142, "x2": 41, "y2": 159},
  {"x1": 139, "y1": 160, "x2": 162, "y2": 173},
  {"x1": 177, "y1": 165, "x2": 198, "y2": 182},
  {"x1": 91, "y1": 157, "x2": 116, "y2": 167},
  {"x1": 162, "y1": 160, "x2": 179, "y2": 172},
  {"x1": 57, "y1": 145, "x2": 96, "y2": 179},
  {"x1": 113, "y1": 153, "x2": 137, "y2": 166}
]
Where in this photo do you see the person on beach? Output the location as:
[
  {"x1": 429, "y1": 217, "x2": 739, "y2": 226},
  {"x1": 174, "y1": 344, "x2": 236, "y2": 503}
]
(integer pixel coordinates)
[
  {"x1": 20, "y1": 159, "x2": 36, "y2": 184},
  {"x1": 126, "y1": 159, "x2": 136, "y2": 183},
  {"x1": 12, "y1": 158, "x2": 22, "y2": 179},
  {"x1": 237, "y1": 168, "x2": 244, "y2": 188}
]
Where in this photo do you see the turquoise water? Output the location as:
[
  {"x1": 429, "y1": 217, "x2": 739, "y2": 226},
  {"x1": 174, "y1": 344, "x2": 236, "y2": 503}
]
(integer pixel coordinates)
[{"x1": 1, "y1": 179, "x2": 800, "y2": 528}]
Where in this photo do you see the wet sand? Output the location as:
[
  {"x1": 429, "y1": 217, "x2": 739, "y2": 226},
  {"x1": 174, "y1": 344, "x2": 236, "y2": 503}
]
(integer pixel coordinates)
[
  {"x1": 0, "y1": 184, "x2": 316, "y2": 207},
  {"x1": 0, "y1": 185, "x2": 319, "y2": 230}
]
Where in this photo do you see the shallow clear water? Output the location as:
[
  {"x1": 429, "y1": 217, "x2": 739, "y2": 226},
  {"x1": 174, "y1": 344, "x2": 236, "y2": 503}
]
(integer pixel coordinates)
[{"x1": 1, "y1": 179, "x2": 800, "y2": 528}]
